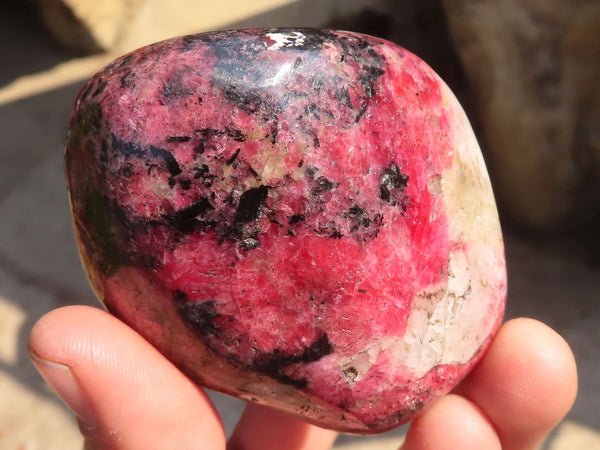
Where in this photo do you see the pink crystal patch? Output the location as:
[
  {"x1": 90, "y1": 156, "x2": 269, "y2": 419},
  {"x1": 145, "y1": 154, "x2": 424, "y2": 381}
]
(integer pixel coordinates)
[{"x1": 65, "y1": 28, "x2": 506, "y2": 433}]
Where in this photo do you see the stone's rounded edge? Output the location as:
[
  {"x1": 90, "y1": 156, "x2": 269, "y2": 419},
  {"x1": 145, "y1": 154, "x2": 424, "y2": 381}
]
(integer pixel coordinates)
[
  {"x1": 63, "y1": 27, "x2": 507, "y2": 433},
  {"x1": 70, "y1": 27, "x2": 400, "y2": 89},
  {"x1": 436, "y1": 75, "x2": 507, "y2": 376},
  {"x1": 440, "y1": 77, "x2": 507, "y2": 357}
]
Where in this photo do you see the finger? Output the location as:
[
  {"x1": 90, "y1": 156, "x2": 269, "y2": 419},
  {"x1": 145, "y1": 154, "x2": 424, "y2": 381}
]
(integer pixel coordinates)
[
  {"x1": 29, "y1": 305, "x2": 226, "y2": 450},
  {"x1": 228, "y1": 404, "x2": 337, "y2": 450},
  {"x1": 457, "y1": 318, "x2": 578, "y2": 450},
  {"x1": 401, "y1": 394, "x2": 501, "y2": 450}
]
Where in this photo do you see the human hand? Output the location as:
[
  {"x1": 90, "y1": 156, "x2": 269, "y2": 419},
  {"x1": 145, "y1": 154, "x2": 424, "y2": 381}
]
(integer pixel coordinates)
[{"x1": 28, "y1": 306, "x2": 576, "y2": 450}]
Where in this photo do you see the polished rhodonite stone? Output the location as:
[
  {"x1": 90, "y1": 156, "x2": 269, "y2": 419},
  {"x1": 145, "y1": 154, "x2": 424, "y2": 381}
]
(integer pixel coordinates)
[{"x1": 65, "y1": 28, "x2": 506, "y2": 433}]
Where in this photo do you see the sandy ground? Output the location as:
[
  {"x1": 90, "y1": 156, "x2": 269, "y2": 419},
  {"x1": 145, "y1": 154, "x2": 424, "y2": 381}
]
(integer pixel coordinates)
[{"x1": 1, "y1": 2, "x2": 599, "y2": 449}]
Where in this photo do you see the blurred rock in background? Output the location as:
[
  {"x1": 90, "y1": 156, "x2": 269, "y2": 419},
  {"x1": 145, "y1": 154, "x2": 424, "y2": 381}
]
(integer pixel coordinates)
[{"x1": 441, "y1": 0, "x2": 600, "y2": 238}]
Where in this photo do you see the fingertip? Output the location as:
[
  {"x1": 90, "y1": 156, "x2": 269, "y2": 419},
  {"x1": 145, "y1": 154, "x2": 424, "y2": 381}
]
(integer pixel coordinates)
[
  {"x1": 29, "y1": 305, "x2": 100, "y2": 355},
  {"x1": 402, "y1": 394, "x2": 501, "y2": 450},
  {"x1": 460, "y1": 317, "x2": 577, "y2": 449},
  {"x1": 228, "y1": 404, "x2": 337, "y2": 450}
]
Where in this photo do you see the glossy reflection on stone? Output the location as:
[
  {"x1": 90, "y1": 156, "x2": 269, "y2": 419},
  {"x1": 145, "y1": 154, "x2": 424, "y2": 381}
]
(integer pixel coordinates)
[{"x1": 65, "y1": 28, "x2": 506, "y2": 433}]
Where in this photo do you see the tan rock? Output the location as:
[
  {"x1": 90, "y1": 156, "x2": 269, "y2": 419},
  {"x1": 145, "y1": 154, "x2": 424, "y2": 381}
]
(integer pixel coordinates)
[{"x1": 441, "y1": 0, "x2": 600, "y2": 231}]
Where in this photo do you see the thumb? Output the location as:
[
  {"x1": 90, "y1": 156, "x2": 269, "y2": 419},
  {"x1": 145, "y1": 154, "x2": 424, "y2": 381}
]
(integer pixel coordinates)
[{"x1": 29, "y1": 305, "x2": 225, "y2": 450}]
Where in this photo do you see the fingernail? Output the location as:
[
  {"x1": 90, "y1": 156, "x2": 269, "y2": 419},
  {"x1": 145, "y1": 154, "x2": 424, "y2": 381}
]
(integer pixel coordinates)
[{"x1": 29, "y1": 347, "x2": 97, "y2": 430}]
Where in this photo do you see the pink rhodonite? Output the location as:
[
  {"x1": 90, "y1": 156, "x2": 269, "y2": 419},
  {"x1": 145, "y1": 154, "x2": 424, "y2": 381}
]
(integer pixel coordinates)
[{"x1": 65, "y1": 29, "x2": 506, "y2": 433}]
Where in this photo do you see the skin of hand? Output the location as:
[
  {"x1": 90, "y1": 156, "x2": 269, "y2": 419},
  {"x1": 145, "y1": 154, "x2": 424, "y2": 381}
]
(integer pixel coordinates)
[{"x1": 28, "y1": 306, "x2": 577, "y2": 450}]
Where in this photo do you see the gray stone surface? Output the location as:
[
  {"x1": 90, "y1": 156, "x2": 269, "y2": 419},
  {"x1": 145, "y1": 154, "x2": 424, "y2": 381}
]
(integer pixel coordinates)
[{"x1": 0, "y1": 2, "x2": 598, "y2": 449}]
